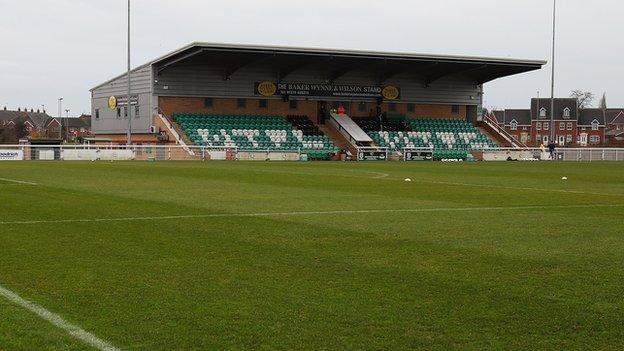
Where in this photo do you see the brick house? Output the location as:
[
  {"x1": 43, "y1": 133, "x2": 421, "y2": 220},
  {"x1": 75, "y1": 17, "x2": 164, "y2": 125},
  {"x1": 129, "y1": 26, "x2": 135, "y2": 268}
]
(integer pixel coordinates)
[
  {"x1": 605, "y1": 109, "x2": 624, "y2": 144},
  {"x1": 577, "y1": 109, "x2": 606, "y2": 146},
  {"x1": 491, "y1": 98, "x2": 616, "y2": 147}
]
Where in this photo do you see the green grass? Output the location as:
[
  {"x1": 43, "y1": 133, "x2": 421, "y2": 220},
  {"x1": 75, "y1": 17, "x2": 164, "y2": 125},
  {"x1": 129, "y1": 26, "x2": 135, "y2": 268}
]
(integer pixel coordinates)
[{"x1": 1, "y1": 161, "x2": 624, "y2": 350}]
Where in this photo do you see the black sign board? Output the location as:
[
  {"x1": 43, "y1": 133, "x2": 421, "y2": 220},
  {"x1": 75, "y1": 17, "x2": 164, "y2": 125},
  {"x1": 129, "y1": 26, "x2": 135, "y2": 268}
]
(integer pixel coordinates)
[
  {"x1": 255, "y1": 81, "x2": 400, "y2": 100},
  {"x1": 404, "y1": 150, "x2": 433, "y2": 161},
  {"x1": 357, "y1": 150, "x2": 387, "y2": 161}
]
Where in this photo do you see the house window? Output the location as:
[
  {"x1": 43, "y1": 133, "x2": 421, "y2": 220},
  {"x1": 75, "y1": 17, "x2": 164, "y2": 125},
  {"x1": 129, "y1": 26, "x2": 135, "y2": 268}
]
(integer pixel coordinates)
[
  {"x1": 522, "y1": 126, "x2": 528, "y2": 131},
  {"x1": 124, "y1": 107, "x2": 128, "y2": 119},
  {"x1": 563, "y1": 107, "x2": 571, "y2": 118},
  {"x1": 590, "y1": 135, "x2": 600, "y2": 143},
  {"x1": 539, "y1": 108, "x2": 547, "y2": 118},
  {"x1": 389, "y1": 103, "x2": 396, "y2": 112},
  {"x1": 510, "y1": 120, "x2": 518, "y2": 130},
  {"x1": 237, "y1": 98, "x2": 246, "y2": 108},
  {"x1": 204, "y1": 98, "x2": 213, "y2": 107},
  {"x1": 95, "y1": 109, "x2": 100, "y2": 120},
  {"x1": 566, "y1": 134, "x2": 572, "y2": 143},
  {"x1": 407, "y1": 103, "x2": 415, "y2": 113},
  {"x1": 592, "y1": 121, "x2": 599, "y2": 131},
  {"x1": 451, "y1": 105, "x2": 460, "y2": 114},
  {"x1": 258, "y1": 99, "x2": 268, "y2": 109},
  {"x1": 536, "y1": 122, "x2": 541, "y2": 130},
  {"x1": 559, "y1": 122, "x2": 565, "y2": 130},
  {"x1": 567, "y1": 122, "x2": 572, "y2": 130},
  {"x1": 289, "y1": 100, "x2": 298, "y2": 110},
  {"x1": 543, "y1": 123, "x2": 549, "y2": 130},
  {"x1": 135, "y1": 105, "x2": 140, "y2": 118},
  {"x1": 536, "y1": 135, "x2": 541, "y2": 142},
  {"x1": 116, "y1": 108, "x2": 121, "y2": 119},
  {"x1": 358, "y1": 102, "x2": 366, "y2": 112}
]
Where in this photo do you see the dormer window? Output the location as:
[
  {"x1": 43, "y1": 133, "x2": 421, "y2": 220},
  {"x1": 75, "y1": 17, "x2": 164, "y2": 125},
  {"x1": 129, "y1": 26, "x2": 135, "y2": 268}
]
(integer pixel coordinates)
[
  {"x1": 592, "y1": 120, "x2": 599, "y2": 131},
  {"x1": 563, "y1": 107, "x2": 571, "y2": 118},
  {"x1": 510, "y1": 120, "x2": 518, "y2": 130},
  {"x1": 539, "y1": 108, "x2": 547, "y2": 118}
]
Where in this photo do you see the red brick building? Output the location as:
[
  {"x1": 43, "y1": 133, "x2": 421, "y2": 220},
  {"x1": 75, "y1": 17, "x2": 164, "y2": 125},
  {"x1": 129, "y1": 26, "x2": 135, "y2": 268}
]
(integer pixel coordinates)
[{"x1": 491, "y1": 98, "x2": 613, "y2": 146}]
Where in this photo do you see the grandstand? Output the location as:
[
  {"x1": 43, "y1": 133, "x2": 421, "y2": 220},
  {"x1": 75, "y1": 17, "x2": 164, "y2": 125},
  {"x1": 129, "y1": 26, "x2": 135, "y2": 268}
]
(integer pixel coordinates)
[
  {"x1": 174, "y1": 113, "x2": 337, "y2": 159},
  {"x1": 359, "y1": 116, "x2": 498, "y2": 160},
  {"x1": 90, "y1": 42, "x2": 545, "y2": 150}
]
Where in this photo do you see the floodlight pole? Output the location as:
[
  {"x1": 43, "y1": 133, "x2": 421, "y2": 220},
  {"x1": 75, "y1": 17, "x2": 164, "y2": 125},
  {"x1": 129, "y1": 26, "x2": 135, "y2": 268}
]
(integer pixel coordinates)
[
  {"x1": 550, "y1": 0, "x2": 556, "y2": 143},
  {"x1": 126, "y1": 0, "x2": 132, "y2": 145}
]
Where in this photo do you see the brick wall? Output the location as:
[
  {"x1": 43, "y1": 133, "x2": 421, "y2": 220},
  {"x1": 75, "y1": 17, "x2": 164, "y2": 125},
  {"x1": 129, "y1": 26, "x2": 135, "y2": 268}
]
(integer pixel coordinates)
[
  {"x1": 160, "y1": 96, "x2": 467, "y2": 121},
  {"x1": 159, "y1": 97, "x2": 318, "y2": 121}
]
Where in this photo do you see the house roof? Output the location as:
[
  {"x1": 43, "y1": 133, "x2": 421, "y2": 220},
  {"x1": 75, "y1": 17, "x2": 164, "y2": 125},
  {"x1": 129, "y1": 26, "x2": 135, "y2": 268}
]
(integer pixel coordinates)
[
  {"x1": 504, "y1": 109, "x2": 531, "y2": 125},
  {"x1": 0, "y1": 109, "x2": 53, "y2": 128},
  {"x1": 91, "y1": 42, "x2": 546, "y2": 91},
  {"x1": 59, "y1": 118, "x2": 90, "y2": 128},
  {"x1": 578, "y1": 109, "x2": 605, "y2": 126},
  {"x1": 492, "y1": 110, "x2": 505, "y2": 124},
  {"x1": 606, "y1": 109, "x2": 624, "y2": 124},
  {"x1": 531, "y1": 98, "x2": 578, "y2": 120}
]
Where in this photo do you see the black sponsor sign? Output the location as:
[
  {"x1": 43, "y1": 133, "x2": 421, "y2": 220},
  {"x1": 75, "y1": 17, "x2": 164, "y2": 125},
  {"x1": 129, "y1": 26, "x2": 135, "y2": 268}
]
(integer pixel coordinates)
[
  {"x1": 254, "y1": 81, "x2": 400, "y2": 100},
  {"x1": 404, "y1": 150, "x2": 433, "y2": 161},
  {"x1": 357, "y1": 150, "x2": 387, "y2": 161}
]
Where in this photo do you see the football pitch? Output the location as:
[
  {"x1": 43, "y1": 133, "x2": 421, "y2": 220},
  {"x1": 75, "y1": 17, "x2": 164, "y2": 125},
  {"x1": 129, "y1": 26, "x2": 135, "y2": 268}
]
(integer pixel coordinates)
[{"x1": 1, "y1": 161, "x2": 623, "y2": 350}]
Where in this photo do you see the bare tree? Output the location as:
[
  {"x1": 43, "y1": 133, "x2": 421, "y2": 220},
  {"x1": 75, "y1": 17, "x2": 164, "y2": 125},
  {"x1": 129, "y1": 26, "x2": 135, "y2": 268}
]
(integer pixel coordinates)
[{"x1": 570, "y1": 90, "x2": 595, "y2": 109}]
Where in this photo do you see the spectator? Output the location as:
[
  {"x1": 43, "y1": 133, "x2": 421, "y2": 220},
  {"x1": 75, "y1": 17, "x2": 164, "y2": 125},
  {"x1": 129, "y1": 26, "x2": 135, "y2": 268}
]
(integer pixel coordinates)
[{"x1": 548, "y1": 140, "x2": 556, "y2": 159}]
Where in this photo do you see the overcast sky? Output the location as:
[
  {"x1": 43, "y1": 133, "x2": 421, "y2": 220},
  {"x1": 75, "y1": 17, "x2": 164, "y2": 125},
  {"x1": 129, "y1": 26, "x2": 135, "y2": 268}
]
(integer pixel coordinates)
[{"x1": 0, "y1": 0, "x2": 622, "y2": 116}]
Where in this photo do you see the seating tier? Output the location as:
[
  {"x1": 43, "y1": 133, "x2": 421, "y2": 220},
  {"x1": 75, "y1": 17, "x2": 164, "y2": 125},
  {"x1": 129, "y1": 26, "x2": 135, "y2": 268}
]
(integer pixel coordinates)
[{"x1": 173, "y1": 113, "x2": 337, "y2": 158}]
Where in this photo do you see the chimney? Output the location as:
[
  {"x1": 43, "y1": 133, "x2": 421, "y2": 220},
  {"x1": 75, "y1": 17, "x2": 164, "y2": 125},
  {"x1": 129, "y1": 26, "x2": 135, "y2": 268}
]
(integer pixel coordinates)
[
  {"x1": 30, "y1": 108, "x2": 34, "y2": 112},
  {"x1": 18, "y1": 108, "x2": 21, "y2": 112},
  {"x1": 3, "y1": 106, "x2": 6, "y2": 111},
  {"x1": 37, "y1": 109, "x2": 40, "y2": 113}
]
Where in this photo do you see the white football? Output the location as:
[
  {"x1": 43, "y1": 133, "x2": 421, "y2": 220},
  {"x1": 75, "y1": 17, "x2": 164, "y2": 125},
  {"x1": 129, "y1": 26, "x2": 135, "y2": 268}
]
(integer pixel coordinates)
[
  {"x1": 404, "y1": 178, "x2": 412, "y2": 182},
  {"x1": 562, "y1": 177, "x2": 568, "y2": 180}
]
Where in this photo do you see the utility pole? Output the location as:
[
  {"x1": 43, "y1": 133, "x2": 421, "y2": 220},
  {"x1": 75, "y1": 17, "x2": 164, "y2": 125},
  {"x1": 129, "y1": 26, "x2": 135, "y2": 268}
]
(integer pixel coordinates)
[
  {"x1": 65, "y1": 109, "x2": 70, "y2": 141},
  {"x1": 126, "y1": 0, "x2": 132, "y2": 145},
  {"x1": 550, "y1": 0, "x2": 556, "y2": 144},
  {"x1": 58, "y1": 98, "x2": 63, "y2": 140}
]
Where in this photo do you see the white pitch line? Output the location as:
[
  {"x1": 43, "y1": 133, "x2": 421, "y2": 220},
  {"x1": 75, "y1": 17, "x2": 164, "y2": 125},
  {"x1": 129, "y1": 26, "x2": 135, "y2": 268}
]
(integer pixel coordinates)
[
  {"x1": 0, "y1": 284, "x2": 119, "y2": 351},
  {"x1": 0, "y1": 204, "x2": 621, "y2": 226},
  {"x1": 0, "y1": 177, "x2": 38, "y2": 186}
]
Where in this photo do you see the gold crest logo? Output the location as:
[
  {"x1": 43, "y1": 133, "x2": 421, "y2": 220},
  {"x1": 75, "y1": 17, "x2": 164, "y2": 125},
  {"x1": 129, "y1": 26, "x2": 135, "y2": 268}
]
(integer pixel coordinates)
[
  {"x1": 382, "y1": 86, "x2": 400, "y2": 100},
  {"x1": 107, "y1": 96, "x2": 118, "y2": 110},
  {"x1": 257, "y1": 81, "x2": 277, "y2": 97}
]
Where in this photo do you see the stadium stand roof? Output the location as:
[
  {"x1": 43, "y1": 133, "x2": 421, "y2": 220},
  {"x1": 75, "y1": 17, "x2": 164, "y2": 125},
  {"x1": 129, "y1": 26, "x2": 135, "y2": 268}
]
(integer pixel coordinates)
[{"x1": 92, "y1": 42, "x2": 546, "y2": 91}]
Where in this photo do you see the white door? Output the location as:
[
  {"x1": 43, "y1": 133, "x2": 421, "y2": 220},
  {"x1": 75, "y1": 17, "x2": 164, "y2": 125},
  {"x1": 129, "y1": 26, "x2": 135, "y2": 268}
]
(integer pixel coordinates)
[
  {"x1": 580, "y1": 133, "x2": 588, "y2": 147},
  {"x1": 558, "y1": 135, "x2": 565, "y2": 146},
  {"x1": 543, "y1": 136, "x2": 549, "y2": 144}
]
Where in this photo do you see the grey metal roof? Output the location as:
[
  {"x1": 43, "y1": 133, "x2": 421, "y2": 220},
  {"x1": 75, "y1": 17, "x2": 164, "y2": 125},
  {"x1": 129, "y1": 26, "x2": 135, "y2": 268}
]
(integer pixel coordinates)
[{"x1": 92, "y1": 42, "x2": 546, "y2": 91}]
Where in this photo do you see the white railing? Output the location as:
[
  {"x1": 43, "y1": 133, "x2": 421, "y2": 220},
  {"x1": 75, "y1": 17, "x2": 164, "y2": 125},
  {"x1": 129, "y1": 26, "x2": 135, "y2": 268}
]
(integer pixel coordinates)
[
  {"x1": 2, "y1": 144, "x2": 624, "y2": 162},
  {"x1": 401, "y1": 147, "x2": 624, "y2": 162},
  {"x1": 157, "y1": 114, "x2": 195, "y2": 156},
  {"x1": 481, "y1": 114, "x2": 527, "y2": 149}
]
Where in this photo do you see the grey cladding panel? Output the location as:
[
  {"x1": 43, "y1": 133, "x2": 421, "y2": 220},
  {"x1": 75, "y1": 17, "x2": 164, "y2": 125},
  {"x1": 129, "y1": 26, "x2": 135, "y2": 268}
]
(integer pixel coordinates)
[
  {"x1": 154, "y1": 63, "x2": 480, "y2": 105},
  {"x1": 92, "y1": 65, "x2": 152, "y2": 99}
]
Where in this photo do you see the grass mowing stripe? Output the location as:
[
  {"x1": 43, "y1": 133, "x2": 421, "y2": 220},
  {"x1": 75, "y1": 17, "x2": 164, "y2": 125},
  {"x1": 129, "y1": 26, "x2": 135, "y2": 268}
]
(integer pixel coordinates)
[
  {"x1": 0, "y1": 177, "x2": 38, "y2": 185},
  {"x1": 1, "y1": 203, "x2": 621, "y2": 225},
  {"x1": 0, "y1": 284, "x2": 119, "y2": 351}
]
